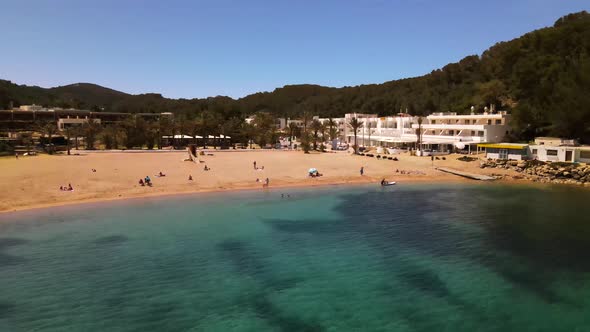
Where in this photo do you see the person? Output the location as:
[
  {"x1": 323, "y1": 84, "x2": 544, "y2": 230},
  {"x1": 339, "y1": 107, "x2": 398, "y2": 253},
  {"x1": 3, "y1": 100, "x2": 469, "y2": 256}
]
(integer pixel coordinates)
[
  {"x1": 263, "y1": 178, "x2": 269, "y2": 187},
  {"x1": 15, "y1": 153, "x2": 18, "y2": 159},
  {"x1": 59, "y1": 185, "x2": 64, "y2": 191},
  {"x1": 68, "y1": 183, "x2": 73, "y2": 191},
  {"x1": 360, "y1": 167, "x2": 364, "y2": 176},
  {"x1": 139, "y1": 179, "x2": 145, "y2": 186},
  {"x1": 253, "y1": 161, "x2": 257, "y2": 169},
  {"x1": 204, "y1": 165, "x2": 209, "y2": 171},
  {"x1": 159, "y1": 171, "x2": 166, "y2": 177},
  {"x1": 188, "y1": 175, "x2": 193, "y2": 181},
  {"x1": 145, "y1": 176, "x2": 151, "y2": 185},
  {"x1": 92, "y1": 168, "x2": 96, "y2": 172},
  {"x1": 256, "y1": 178, "x2": 260, "y2": 182},
  {"x1": 381, "y1": 178, "x2": 386, "y2": 186}
]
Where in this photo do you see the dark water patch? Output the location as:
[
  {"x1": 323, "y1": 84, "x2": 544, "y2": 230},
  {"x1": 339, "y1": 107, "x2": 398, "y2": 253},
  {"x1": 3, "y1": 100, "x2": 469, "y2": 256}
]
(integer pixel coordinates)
[
  {"x1": 250, "y1": 296, "x2": 325, "y2": 332},
  {"x1": 94, "y1": 235, "x2": 129, "y2": 246},
  {"x1": 217, "y1": 239, "x2": 301, "y2": 291},
  {"x1": 0, "y1": 238, "x2": 29, "y2": 250},
  {"x1": 0, "y1": 302, "x2": 16, "y2": 319},
  {"x1": 398, "y1": 264, "x2": 452, "y2": 299},
  {"x1": 263, "y1": 218, "x2": 344, "y2": 235},
  {"x1": 0, "y1": 253, "x2": 26, "y2": 266}
]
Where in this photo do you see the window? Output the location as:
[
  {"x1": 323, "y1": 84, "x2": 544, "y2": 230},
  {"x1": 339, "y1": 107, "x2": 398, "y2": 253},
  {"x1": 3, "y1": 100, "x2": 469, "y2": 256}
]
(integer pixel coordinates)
[
  {"x1": 532, "y1": 149, "x2": 538, "y2": 154},
  {"x1": 471, "y1": 131, "x2": 475, "y2": 136},
  {"x1": 495, "y1": 119, "x2": 502, "y2": 125},
  {"x1": 487, "y1": 120, "x2": 492, "y2": 125},
  {"x1": 547, "y1": 150, "x2": 558, "y2": 156},
  {"x1": 478, "y1": 131, "x2": 484, "y2": 137},
  {"x1": 580, "y1": 151, "x2": 590, "y2": 159},
  {"x1": 449, "y1": 130, "x2": 454, "y2": 135}
]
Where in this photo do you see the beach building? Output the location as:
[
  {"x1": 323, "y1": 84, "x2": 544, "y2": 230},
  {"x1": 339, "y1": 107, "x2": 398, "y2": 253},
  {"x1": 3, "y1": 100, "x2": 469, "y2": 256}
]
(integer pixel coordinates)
[
  {"x1": 0, "y1": 105, "x2": 173, "y2": 132},
  {"x1": 343, "y1": 110, "x2": 511, "y2": 153},
  {"x1": 529, "y1": 145, "x2": 590, "y2": 163},
  {"x1": 478, "y1": 143, "x2": 530, "y2": 160}
]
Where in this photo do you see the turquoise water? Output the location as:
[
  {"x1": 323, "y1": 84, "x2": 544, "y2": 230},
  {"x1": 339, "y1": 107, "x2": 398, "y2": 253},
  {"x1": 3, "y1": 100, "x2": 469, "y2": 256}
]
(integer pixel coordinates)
[{"x1": 1, "y1": 183, "x2": 590, "y2": 331}]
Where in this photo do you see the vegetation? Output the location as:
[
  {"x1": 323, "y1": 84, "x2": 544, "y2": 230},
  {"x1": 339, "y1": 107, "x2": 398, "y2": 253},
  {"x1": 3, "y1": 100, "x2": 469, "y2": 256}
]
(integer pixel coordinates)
[
  {"x1": 348, "y1": 117, "x2": 363, "y2": 154},
  {"x1": 1, "y1": 12, "x2": 589, "y2": 142}
]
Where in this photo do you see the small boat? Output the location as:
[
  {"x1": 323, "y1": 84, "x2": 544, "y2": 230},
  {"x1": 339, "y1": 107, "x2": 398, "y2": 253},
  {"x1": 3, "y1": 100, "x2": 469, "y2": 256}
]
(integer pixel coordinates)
[{"x1": 381, "y1": 181, "x2": 396, "y2": 186}]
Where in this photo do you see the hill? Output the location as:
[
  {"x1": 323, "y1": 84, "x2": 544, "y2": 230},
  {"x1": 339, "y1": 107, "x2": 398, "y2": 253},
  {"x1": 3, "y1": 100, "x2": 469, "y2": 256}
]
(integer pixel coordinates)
[{"x1": 1, "y1": 11, "x2": 589, "y2": 142}]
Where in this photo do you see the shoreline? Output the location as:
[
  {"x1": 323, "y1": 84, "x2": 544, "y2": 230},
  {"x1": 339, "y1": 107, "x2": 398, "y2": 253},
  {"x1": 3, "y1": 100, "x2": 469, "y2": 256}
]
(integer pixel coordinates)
[
  {"x1": 0, "y1": 176, "x2": 467, "y2": 215},
  {"x1": 1, "y1": 150, "x2": 574, "y2": 216},
  {"x1": 0, "y1": 176, "x2": 547, "y2": 216}
]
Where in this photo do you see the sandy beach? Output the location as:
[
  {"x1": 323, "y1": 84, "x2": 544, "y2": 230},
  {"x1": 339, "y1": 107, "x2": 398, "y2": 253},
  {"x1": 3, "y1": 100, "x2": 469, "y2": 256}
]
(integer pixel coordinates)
[{"x1": 0, "y1": 150, "x2": 520, "y2": 213}]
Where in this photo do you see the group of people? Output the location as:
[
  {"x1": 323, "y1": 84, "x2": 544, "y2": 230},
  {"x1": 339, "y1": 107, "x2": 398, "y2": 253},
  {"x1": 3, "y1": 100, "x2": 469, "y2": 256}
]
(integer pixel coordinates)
[
  {"x1": 253, "y1": 161, "x2": 264, "y2": 170},
  {"x1": 59, "y1": 184, "x2": 74, "y2": 191},
  {"x1": 256, "y1": 177, "x2": 270, "y2": 187},
  {"x1": 139, "y1": 176, "x2": 152, "y2": 187},
  {"x1": 204, "y1": 165, "x2": 211, "y2": 171}
]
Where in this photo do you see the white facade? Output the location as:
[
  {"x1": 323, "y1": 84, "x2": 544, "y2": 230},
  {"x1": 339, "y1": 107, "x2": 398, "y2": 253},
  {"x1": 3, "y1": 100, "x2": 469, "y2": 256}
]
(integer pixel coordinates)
[
  {"x1": 342, "y1": 111, "x2": 511, "y2": 151},
  {"x1": 530, "y1": 145, "x2": 590, "y2": 163},
  {"x1": 57, "y1": 117, "x2": 101, "y2": 130}
]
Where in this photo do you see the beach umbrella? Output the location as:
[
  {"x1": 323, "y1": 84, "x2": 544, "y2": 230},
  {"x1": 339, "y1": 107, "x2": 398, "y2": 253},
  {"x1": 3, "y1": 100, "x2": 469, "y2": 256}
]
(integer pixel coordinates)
[{"x1": 308, "y1": 168, "x2": 317, "y2": 174}]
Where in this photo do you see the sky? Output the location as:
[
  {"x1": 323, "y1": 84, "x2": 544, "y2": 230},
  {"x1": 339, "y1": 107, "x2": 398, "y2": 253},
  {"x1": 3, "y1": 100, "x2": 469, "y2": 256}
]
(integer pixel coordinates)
[{"x1": 1, "y1": 0, "x2": 588, "y2": 99}]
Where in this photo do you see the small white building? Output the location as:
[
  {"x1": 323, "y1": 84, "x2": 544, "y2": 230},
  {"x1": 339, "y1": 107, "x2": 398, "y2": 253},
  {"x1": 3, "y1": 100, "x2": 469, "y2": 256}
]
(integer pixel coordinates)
[
  {"x1": 530, "y1": 145, "x2": 590, "y2": 163},
  {"x1": 478, "y1": 143, "x2": 530, "y2": 160}
]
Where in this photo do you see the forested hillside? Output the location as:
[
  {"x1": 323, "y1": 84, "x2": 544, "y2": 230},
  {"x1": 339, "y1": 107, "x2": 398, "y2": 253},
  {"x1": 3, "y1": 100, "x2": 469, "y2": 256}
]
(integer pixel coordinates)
[{"x1": 1, "y1": 11, "x2": 589, "y2": 142}]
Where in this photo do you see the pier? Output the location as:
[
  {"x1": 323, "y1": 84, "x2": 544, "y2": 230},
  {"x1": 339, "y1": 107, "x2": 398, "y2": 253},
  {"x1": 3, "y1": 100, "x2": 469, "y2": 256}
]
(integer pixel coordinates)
[{"x1": 435, "y1": 167, "x2": 496, "y2": 181}]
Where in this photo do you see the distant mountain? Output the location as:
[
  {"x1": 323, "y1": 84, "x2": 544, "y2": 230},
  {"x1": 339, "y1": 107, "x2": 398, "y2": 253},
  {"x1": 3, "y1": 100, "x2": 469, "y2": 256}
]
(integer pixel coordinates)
[{"x1": 1, "y1": 11, "x2": 589, "y2": 142}]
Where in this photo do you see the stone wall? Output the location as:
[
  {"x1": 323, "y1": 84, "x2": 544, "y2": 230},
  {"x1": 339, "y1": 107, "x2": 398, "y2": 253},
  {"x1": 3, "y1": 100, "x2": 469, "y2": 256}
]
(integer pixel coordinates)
[{"x1": 480, "y1": 159, "x2": 590, "y2": 186}]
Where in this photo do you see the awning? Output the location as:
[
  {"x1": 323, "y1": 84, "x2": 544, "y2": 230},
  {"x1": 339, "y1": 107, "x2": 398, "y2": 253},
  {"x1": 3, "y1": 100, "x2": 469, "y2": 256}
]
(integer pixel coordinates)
[
  {"x1": 477, "y1": 143, "x2": 528, "y2": 150},
  {"x1": 162, "y1": 135, "x2": 193, "y2": 139}
]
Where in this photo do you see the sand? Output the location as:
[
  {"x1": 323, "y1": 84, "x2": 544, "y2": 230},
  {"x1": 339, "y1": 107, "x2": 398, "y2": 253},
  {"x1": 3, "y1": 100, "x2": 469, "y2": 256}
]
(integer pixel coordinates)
[{"x1": 0, "y1": 150, "x2": 521, "y2": 213}]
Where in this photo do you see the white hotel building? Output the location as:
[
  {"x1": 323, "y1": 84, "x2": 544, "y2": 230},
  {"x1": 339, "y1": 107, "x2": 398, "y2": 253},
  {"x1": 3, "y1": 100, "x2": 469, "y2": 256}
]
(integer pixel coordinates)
[{"x1": 341, "y1": 111, "x2": 512, "y2": 153}]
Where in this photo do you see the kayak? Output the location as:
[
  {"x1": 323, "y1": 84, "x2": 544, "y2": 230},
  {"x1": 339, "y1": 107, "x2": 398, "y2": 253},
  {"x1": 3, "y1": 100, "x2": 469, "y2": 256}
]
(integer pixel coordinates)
[{"x1": 381, "y1": 181, "x2": 396, "y2": 186}]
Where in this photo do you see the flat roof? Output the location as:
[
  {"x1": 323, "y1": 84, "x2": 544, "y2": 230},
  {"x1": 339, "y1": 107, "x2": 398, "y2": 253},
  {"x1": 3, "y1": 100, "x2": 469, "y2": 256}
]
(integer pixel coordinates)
[{"x1": 477, "y1": 143, "x2": 528, "y2": 150}]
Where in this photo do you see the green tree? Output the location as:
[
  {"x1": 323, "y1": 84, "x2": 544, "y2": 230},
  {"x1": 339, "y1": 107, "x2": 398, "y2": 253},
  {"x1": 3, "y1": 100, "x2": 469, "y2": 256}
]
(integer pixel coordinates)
[
  {"x1": 36, "y1": 120, "x2": 57, "y2": 154},
  {"x1": 309, "y1": 119, "x2": 322, "y2": 150},
  {"x1": 82, "y1": 119, "x2": 101, "y2": 150},
  {"x1": 347, "y1": 117, "x2": 363, "y2": 154}
]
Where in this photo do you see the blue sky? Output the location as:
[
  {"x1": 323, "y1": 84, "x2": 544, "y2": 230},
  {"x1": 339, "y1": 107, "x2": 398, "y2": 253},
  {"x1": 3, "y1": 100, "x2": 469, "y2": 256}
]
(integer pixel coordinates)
[{"x1": 1, "y1": 0, "x2": 588, "y2": 99}]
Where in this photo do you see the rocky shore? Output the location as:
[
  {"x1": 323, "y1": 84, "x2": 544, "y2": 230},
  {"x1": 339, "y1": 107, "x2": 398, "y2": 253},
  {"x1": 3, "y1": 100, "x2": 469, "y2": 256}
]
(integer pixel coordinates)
[{"x1": 480, "y1": 159, "x2": 590, "y2": 186}]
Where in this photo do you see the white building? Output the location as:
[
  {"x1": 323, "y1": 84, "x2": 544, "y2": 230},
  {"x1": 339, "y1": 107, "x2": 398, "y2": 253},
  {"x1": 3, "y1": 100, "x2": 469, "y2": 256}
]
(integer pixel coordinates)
[
  {"x1": 478, "y1": 143, "x2": 529, "y2": 160},
  {"x1": 343, "y1": 111, "x2": 512, "y2": 153},
  {"x1": 530, "y1": 145, "x2": 590, "y2": 163}
]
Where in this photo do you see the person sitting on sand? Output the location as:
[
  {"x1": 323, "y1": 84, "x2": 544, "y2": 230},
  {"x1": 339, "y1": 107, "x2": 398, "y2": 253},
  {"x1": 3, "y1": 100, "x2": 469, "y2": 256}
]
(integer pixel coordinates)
[
  {"x1": 59, "y1": 186, "x2": 64, "y2": 191},
  {"x1": 204, "y1": 165, "x2": 210, "y2": 171},
  {"x1": 256, "y1": 178, "x2": 260, "y2": 182},
  {"x1": 139, "y1": 179, "x2": 145, "y2": 186},
  {"x1": 188, "y1": 175, "x2": 193, "y2": 181},
  {"x1": 158, "y1": 171, "x2": 166, "y2": 177},
  {"x1": 145, "y1": 176, "x2": 151, "y2": 185},
  {"x1": 68, "y1": 183, "x2": 73, "y2": 191}
]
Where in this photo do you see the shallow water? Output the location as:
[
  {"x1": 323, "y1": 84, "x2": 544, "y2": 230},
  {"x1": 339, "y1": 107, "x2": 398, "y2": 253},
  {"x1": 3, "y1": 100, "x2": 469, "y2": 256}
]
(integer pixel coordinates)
[{"x1": 1, "y1": 183, "x2": 590, "y2": 331}]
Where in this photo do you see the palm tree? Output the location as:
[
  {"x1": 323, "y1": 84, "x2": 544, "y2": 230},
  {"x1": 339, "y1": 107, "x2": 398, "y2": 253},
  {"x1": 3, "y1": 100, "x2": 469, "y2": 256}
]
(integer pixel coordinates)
[
  {"x1": 327, "y1": 118, "x2": 338, "y2": 142},
  {"x1": 301, "y1": 111, "x2": 312, "y2": 135},
  {"x1": 287, "y1": 122, "x2": 299, "y2": 148},
  {"x1": 348, "y1": 117, "x2": 364, "y2": 154},
  {"x1": 415, "y1": 116, "x2": 423, "y2": 154},
  {"x1": 82, "y1": 119, "x2": 101, "y2": 150},
  {"x1": 37, "y1": 121, "x2": 57, "y2": 154},
  {"x1": 309, "y1": 119, "x2": 322, "y2": 150}
]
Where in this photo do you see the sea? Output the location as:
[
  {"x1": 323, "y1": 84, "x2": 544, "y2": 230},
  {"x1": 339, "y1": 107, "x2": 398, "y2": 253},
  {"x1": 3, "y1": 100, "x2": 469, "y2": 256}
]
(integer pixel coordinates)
[{"x1": 1, "y1": 183, "x2": 590, "y2": 331}]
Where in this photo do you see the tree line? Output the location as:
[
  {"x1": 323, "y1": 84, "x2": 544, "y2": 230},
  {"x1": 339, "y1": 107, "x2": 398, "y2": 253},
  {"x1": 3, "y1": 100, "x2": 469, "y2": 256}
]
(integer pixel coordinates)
[{"x1": 2, "y1": 11, "x2": 589, "y2": 143}]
